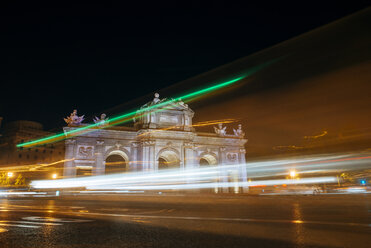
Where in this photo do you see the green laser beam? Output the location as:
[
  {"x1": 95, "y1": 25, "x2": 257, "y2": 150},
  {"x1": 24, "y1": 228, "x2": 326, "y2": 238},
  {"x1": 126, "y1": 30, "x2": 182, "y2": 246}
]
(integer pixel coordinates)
[
  {"x1": 17, "y1": 60, "x2": 275, "y2": 148},
  {"x1": 16, "y1": 76, "x2": 243, "y2": 148}
]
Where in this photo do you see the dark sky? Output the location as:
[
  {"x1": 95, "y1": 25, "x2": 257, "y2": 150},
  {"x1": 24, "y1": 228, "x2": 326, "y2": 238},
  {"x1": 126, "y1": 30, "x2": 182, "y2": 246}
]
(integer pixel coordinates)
[{"x1": 1, "y1": 1, "x2": 369, "y2": 129}]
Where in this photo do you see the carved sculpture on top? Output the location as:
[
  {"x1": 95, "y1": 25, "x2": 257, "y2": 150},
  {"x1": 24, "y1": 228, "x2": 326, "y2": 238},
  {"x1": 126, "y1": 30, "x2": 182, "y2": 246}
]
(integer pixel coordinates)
[
  {"x1": 64, "y1": 109, "x2": 84, "y2": 126},
  {"x1": 153, "y1": 93, "x2": 161, "y2": 104},
  {"x1": 177, "y1": 98, "x2": 188, "y2": 109},
  {"x1": 93, "y1": 113, "x2": 109, "y2": 126},
  {"x1": 233, "y1": 124, "x2": 245, "y2": 138},
  {"x1": 214, "y1": 123, "x2": 227, "y2": 136}
]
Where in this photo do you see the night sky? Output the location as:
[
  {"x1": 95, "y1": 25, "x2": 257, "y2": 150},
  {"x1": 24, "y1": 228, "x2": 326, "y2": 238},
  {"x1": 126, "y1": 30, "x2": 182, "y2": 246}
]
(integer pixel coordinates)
[{"x1": 1, "y1": 1, "x2": 369, "y2": 130}]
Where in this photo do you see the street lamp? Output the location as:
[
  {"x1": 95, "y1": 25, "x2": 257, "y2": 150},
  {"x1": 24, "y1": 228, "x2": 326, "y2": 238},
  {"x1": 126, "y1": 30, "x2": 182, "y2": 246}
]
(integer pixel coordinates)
[{"x1": 289, "y1": 170, "x2": 297, "y2": 179}]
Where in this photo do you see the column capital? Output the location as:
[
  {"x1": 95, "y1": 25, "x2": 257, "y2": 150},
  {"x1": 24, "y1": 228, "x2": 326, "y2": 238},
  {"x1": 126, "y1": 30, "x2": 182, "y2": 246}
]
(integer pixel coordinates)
[
  {"x1": 143, "y1": 140, "x2": 155, "y2": 146},
  {"x1": 220, "y1": 146, "x2": 227, "y2": 152},
  {"x1": 183, "y1": 142, "x2": 195, "y2": 150},
  {"x1": 65, "y1": 139, "x2": 76, "y2": 145},
  {"x1": 131, "y1": 142, "x2": 140, "y2": 148}
]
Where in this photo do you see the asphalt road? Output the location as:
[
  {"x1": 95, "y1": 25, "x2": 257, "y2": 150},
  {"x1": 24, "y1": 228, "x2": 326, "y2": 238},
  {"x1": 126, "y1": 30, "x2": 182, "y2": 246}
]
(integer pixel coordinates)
[{"x1": 0, "y1": 193, "x2": 370, "y2": 248}]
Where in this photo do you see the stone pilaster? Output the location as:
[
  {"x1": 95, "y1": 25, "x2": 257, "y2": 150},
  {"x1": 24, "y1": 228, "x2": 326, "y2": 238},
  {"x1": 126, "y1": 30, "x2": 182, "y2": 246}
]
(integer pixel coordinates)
[
  {"x1": 219, "y1": 146, "x2": 229, "y2": 193},
  {"x1": 130, "y1": 142, "x2": 139, "y2": 172},
  {"x1": 63, "y1": 139, "x2": 76, "y2": 177},
  {"x1": 142, "y1": 140, "x2": 155, "y2": 172},
  {"x1": 93, "y1": 140, "x2": 105, "y2": 175},
  {"x1": 183, "y1": 142, "x2": 197, "y2": 187},
  {"x1": 184, "y1": 142, "x2": 196, "y2": 169},
  {"x1": 239, "y1": 148, "x2": 248, "y2": 193}
]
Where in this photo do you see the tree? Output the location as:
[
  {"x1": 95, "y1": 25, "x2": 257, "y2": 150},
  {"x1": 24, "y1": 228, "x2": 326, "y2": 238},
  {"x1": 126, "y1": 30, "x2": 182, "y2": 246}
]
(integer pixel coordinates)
[{"x1": 15, "y1": 174, "x2": 26, "y2": 186}]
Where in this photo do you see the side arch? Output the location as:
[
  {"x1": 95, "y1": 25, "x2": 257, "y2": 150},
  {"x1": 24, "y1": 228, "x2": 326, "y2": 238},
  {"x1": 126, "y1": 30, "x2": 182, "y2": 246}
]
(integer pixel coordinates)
[{"x1": 198, "y1": 151, "x2": 218, "y2": 166}]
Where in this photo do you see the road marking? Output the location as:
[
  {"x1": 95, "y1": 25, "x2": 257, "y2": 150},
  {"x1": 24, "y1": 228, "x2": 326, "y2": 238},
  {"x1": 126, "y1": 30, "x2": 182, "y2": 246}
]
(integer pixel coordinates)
[
  {"x1": 0, "y1": 216, "x2": 91, "y2": 231},
  {"x1": 70, "y1": 211, "x2": 371, "y2": 228},
  {"x1": 22, "y1": 216, "x2": 93, "y2": 223},
  {"x1": 0, "y1": 220, "x2": 62, "y2": 226},
  {"x1": 0, "y1": 223, "x2": 40, "y2": 229}
]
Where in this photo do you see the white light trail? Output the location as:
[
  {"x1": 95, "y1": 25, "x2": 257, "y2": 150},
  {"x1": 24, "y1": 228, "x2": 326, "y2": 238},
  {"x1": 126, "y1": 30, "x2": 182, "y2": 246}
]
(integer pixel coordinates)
[{"x1": 29, "y1": 153, "x2": 371, "y2": 191}]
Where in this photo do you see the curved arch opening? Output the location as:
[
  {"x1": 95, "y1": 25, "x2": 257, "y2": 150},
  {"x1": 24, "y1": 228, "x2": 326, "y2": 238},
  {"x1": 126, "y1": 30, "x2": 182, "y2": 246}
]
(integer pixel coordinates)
[
  {"x1": 105, "y1": 152, "x2": 128, "y2": 174},
  {"x1": 158, "y1": 150, "x2": 180, "y2": 169}
]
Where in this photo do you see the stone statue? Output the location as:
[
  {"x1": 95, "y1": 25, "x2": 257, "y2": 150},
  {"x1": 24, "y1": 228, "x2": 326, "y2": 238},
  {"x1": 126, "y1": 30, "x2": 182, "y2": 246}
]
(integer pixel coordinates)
[
  {"x1": 233, "y1": 124, "x2": 245, "y2": 138},
  {"x1": 214, "y1": 123, "x2": 227, "y2": 136},
  {"x1": 178, "y1": 98, "x2": 188, "y2": 109},
  {"x1": 153, "y1": 93, "x2": 160, "y2": 104},
  {"x1": 94, "y1": 113, "x2": 109, "y2": 126},
  {"x1": 64, "y1": 109, "x2": 84, "y2": 126}
]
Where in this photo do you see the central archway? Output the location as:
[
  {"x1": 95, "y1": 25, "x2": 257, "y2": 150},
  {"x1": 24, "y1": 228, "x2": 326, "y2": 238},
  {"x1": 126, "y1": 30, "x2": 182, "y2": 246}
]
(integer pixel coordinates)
[
  {"x1": 157, "y1": 150, "x2": 180, "y2": 169},
  {"x1": 104, "y1": 150, "x2": 129, "y2": 174},
  {"x1": 199, "y1": 153, "x2": 219, "y2": 193}
]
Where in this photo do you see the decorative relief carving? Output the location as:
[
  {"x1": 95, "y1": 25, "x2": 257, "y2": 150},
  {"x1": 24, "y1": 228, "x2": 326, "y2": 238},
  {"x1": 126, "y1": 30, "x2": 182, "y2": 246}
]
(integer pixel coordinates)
[
  {"x1": 96, "y1": 140, "x2": 104, "y2": 146},
  {"x1": 77, "y1": 145, "x2": 94, "y2": 158},
  {"x1": 239, "y1": 148, "x2": 246, "y2": 153},
  {"x1": 220, "y1": 147, "x2": 227, "y2": 152},
  {"x1": 115, "y1": 143, "x2": 122, "y2": 149},
  {"x1": 227, "y1": 153, "x2": 238, "y2": 162}
]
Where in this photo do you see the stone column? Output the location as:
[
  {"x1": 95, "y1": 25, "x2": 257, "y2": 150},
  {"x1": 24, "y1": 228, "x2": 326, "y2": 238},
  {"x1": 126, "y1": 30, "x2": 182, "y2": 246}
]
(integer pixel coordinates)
[
  {"x1": 148, "y1": 141, "x2": 155, "y2": 172},
  {"x1": 142, "y1": 140, "x2": 155, "y2": 172},
  {"x1": 219, "y1": 147, "x2": 229, "y2": 193},
  {"x1": 142, "y1": 143, "x2": 148, "y2": 172},
  {"x1": 184, "y1": 142, "x2": 196, "y2": 169},
  {"x1": 63, "y1": 139, "x2": 76, "y2": 177},
  {"x1": 184, "y1": 142, "x2": 197, "y2": 188},
  {"x1": 137, "y1": 142, "x2": 144, "y2": 172},
  {"x1": 130, "y1": 142, "x2": 139, "y2": 172},
  {"x1": 94, "y1": 140, "x2": 105, "y2": 175},
  {"x1": 239, "y1": 148, "x2": 248, "y2": 193}
]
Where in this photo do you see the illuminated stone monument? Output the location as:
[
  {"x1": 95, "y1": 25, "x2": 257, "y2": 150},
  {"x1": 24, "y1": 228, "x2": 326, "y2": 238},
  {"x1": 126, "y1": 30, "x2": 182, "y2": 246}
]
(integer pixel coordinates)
[{"x1": 63, "y1": 94, "x2": 247, "y2": 192}]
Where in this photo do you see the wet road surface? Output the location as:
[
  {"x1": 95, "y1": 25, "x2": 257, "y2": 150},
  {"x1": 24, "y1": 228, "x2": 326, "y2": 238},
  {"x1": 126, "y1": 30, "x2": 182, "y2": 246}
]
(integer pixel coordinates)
[{"x1": 0, "y1": 194, "x2": 370, "y2": 248}]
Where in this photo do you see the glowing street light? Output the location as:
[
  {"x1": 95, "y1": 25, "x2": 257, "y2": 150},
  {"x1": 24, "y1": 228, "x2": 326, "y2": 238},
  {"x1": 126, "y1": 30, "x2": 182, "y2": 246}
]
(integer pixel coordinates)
[
  {"x1": 7, "y1": 172, "x2": 14, "y2": 178},
  {"x1": 51, "y1": 173, "x2": 58, "y2": 179},
  {"x1": 289, "y1": 170, "x2": 297, "y2": 178}
]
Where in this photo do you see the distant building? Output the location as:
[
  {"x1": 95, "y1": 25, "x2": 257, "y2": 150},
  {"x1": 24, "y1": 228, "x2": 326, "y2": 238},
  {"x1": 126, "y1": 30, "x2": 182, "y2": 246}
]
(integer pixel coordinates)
[
  {"x1": 0, "y1": 120, "x2": 64, "y2": 166},
  {"x1": 0, "y1": 117, "x2": 3, "y2": 137}
]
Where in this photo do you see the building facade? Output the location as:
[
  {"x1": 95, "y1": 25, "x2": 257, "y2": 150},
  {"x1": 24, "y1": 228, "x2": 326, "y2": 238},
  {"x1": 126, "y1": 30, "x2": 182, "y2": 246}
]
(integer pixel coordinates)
[
  {"x1": 0, "y1": 120, "x2": 65, "y2": 167},
  {"x1": 63, "y1": 94, "x2": 248, "y2": 190}
]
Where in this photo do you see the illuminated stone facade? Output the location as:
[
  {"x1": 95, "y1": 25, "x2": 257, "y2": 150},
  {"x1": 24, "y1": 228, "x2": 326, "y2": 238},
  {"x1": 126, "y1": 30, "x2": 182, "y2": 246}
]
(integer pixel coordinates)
[{"x1": 63, "y1": 94, "x2": 248, "y2": 189}]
